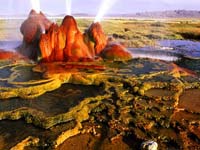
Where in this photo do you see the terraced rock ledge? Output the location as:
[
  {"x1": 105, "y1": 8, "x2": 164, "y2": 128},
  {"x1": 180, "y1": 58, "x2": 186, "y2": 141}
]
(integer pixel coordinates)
[{"x1": 0, "y1": 58, "x2": 200, "y2": 149}]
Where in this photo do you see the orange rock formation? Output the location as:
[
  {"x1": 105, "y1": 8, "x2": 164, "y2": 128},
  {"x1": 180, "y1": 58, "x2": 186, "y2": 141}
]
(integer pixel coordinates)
[
  {"x1": 86, "y1": 22, "x2": 107, "y2": 55},
  {"x1": 100, "y1": 43, "x2": 132, "y2": 61},
  {"x1": 40, "y1": 16, "x2": 92, "y2": 62},
  {"x1": 19, "y1": 11, "x2": 132, "y2": 62}
]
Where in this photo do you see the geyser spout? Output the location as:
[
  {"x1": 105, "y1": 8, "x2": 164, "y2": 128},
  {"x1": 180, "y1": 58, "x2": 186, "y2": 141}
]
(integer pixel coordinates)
[
  {"x1": 30, "y1": 0, "x2": 40, "y2": 14},
  {"x1": 65, "y1": 0, "x2": 72, "y2": 15},
  {"x1": 19, "y1": 12, "x2": 132, "y2": 62},
  {"x1": 94, "y1": 0, "x2": 118, "y2": 23}
]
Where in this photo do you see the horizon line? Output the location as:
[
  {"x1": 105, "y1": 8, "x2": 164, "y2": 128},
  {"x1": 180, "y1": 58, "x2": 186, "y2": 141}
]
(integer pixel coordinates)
[{"x1": 0, "y1": 9, "x2": 200, "y2": 16}]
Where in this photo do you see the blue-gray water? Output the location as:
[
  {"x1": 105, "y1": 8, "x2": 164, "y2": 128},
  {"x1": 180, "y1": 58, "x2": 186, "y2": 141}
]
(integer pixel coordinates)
[
  {"x1": 159, "y1": 40, "x2": 200, "y2": 59},
  {"x1": 129, "y1": 40, "x2": 200, "y2": 61},
  {"x1": 129, "y1": 48, "x2": 181, "y2": 61},
  {"x1": 0, "y1": 41, "x2": 21, "y2": 51}
]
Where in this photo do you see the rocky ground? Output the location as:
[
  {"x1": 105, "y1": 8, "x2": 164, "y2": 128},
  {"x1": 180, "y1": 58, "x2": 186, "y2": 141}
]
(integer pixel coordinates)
[{"x1": 0, "y1": 58, "x2": 199, "y2": 150}]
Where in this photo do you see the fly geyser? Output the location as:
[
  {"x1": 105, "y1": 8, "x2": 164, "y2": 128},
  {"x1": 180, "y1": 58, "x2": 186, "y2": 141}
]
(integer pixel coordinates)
[
  {"x1": 40, "y1": 15, "x2": 92, "y2": 62},
  {"x1": 39, "y1": 15, "x2": 132, "y2": 62},
  {"x1": 19, "y1": 10, "x2": 132, "y2": 62}
]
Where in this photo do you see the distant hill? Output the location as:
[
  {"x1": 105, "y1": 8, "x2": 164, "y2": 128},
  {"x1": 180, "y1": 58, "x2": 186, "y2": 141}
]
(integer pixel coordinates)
[
  {"x1": 61, "y1": 10, "x2": 200, "y2": 18},
  {"x1": 109, "y1": 10, "x2": 200, "y2": 18},
  {"x1": 1, "y1": 10, "x2": 200, "y2": 19}
]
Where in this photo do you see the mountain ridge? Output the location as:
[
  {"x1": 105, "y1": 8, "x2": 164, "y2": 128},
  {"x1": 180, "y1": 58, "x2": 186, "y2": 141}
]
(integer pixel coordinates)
[{"x1": 1, "y1": 10, "x2": 200, "y2": 19}]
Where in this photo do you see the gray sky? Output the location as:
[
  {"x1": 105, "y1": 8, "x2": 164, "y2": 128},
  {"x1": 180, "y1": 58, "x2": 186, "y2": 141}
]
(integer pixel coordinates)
[{"x1": 1, "y1": 0, "x2": 200, "y2": 15}]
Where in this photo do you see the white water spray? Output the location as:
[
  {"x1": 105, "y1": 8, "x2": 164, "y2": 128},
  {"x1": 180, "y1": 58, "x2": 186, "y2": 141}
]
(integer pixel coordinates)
[
  {"x1": 94, "y1": 0, "x2": 118, "y2": 23},
  {"x1": 66, "y1": 0, "x2": 72, "y2": 15},
  {"x1": 30, "y1": 0, "x2": 40, "y2": 13}
]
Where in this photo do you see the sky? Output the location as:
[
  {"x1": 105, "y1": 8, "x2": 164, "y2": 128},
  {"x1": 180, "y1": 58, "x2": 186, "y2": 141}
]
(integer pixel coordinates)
[{"x1": 1, "y1": 0, "x2": 200, "y2": 15}]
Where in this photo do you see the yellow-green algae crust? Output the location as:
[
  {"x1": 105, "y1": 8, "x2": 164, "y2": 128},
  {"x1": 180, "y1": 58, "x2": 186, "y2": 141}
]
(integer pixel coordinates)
[{"x1": 0, "y1": 59, "x2": 200, "y2": 149}]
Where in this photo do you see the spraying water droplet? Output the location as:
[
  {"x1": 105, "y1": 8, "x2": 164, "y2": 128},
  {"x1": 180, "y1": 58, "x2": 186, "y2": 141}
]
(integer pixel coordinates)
[
  {"x1": 94, "y1": 0, "x2": 118, "y2": 23},
  {"x1": 30, "y1": 0, "x2": 40, "y2": 13},
  {"x1": 66, "y1": 0, "x2": 72, "y2": 15}
]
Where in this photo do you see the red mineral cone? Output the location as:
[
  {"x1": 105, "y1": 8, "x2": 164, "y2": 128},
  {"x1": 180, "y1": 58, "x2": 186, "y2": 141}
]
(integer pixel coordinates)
[
  {"x1": 87, "y1": 22, "x2": 107, "y2": 55},
  {"x1": 54, "y1": 26, "x2": 66, "y2": 61},
  {"x1": 40, "y1": 23, "x2": 66, "y2": 62},
  {"x1": 61, "y1": 15, "x2": 91, "y2": 61},
  {"x1": 40, "y1": 15, "x2": 92, "y2": 62},
  {"x1": 40, "y1": 23, "x2": 59, "y2": 62},
  {"x1": 100, "y1": 43, "x2": 132, "y2": 61},
  {"x1": 19, "y1": 10, "x2": 52, "y2": 60},
  {"x1": 38, "y1": 15, "x2": 131, "y2": 63},
  {"x1": 40, "y1": 34, "x2": 52, "y2": 62},
  {"x1": 61, "y1": 16, "x2": 78, "y2": 58}
]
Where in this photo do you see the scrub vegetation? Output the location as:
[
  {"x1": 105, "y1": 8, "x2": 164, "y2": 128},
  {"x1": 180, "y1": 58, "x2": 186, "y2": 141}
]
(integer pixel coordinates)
[{"x1": 74, "y1": 18, "x2": 200, "y2": 47}]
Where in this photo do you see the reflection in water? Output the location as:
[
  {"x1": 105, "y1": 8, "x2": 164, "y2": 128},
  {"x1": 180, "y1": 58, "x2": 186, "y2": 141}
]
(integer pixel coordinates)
[
  {"x1": 129, "y1": 48, "x2": 180, "y2": 61},
  {"x1": 129, "y1": 40, "x2": 200, "y2": 61},
  {"x1": 159, "y1": 40, "x2": 200, "y2": 59}
]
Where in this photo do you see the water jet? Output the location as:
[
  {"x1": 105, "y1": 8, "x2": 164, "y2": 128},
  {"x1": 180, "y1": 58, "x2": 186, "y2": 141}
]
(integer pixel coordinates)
[
  {"x1": 94, "y1": 0, "x2": 118, "y2": 23},
  {"x1": 12, "y1": 9, "x2": 131, "y2": 63},
  {"x1": 39, "y1": 15, "x2": 132, "y2": 62},
  {"x1": 66, "y1": 0, "x2": 72, "y2": 15},
  {"x1": 30, "y1": 0, "x2": 41, "y2": 14}
]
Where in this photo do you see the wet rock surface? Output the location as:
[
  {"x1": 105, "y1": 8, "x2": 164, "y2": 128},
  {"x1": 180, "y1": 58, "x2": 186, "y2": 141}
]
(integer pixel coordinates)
[{"x1": 0, "y1": 57, "x2": 199, "y2": 149}]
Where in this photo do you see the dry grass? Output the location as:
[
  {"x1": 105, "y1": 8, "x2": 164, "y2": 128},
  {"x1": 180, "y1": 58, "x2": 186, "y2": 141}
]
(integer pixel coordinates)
[{"x1": 0, "y1": 19, "x2": 23, "y2": 40}]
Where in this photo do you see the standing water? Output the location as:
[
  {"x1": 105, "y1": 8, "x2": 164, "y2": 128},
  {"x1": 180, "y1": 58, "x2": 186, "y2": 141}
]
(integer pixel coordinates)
[
  {"x1": 159, "y1": 40, "x2": 200, "y2": 59},
  {"x1": 129, "y1": 40, "x2": 200, "y2": 61}
]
